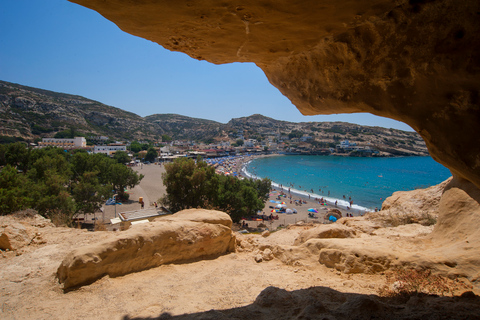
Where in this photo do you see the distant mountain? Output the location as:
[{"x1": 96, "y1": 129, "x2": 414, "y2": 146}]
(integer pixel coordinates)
[
  {"x1": 0, "y1": 80, "x2": 428, "y2": 155},
  {"x1": 145, "y1": 114, "x2": 223, "y2": 141},
  {"x1": 0, "y1": 80, "x2": 158, "y2": 141}
]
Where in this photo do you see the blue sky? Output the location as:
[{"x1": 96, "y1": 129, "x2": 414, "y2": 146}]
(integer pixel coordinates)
[{"x1": 0, "y1": 0, "x2": 413, "y2": 131}]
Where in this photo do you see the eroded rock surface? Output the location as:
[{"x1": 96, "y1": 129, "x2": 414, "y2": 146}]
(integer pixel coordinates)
[
  {"x1": 70, "y1": 0, "x2": 480, "y2": 189},
  {"x1": 57, "y1": 209, "x2": 235, "y2": 289}
]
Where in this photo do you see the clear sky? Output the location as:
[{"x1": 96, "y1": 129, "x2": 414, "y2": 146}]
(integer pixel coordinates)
[{"x1": 0, "y1": 0, "x2": 413, "y2": 131}]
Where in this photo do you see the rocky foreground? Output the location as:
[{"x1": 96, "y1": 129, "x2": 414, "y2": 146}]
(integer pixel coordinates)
[{"x1": 1, "y1": 179, "x2": 480, "y2": 319}]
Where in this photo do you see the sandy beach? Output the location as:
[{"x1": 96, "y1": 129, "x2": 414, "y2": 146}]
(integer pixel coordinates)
[
  {"x1": 95, "y1": 156, "x2": 359, "y2": 230},
  {"x1": 97, "y1": 156, "x2": 360, "y2": 231}
]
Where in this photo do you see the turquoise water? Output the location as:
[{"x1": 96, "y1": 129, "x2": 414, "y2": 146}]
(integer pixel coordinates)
[{"x1": 243, "y1": 155, "x2": 451, "y2": 211}]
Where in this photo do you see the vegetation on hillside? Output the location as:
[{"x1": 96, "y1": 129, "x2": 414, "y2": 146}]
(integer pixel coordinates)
[
  {"x1": 0, "y1": 80, "x2": 428, "y2": 157},
  {"x1": 160, "y1": 157, "x2": 271, "y2": 222},
  {"x1": 0, "y1": 143, "x2": 143, "y2": 225}
]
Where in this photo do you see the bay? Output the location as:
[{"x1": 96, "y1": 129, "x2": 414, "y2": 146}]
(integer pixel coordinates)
[{"x1": 243, "y1": 155, "x2": 451, "y2": 211}]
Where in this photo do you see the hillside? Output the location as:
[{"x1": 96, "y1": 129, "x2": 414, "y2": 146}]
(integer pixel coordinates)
[
  {"x1": 0, "y1": 80, "x2": 159, "y2": 141},
  {"x1": 0, "y1": 80, "x2": 428, "y2": 155},
  {"x1": 145, "y1": 113, "x2": 223, "y2": 141}
]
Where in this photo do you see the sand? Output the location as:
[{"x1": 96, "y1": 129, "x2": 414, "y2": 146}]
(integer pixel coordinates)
[
  {"x1": 98, "y1": 163, "x2": 167, "y2": 223},
  {"x1": 98, "y1": 158, "x2": 356, "y2": 231}
]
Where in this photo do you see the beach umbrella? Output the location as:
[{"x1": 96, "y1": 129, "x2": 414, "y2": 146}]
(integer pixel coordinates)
[
  {"x1": 276, "y1": 204, "x2": 286, "y2": 208},
  {"x1": 281, "y1": 202, "x2": 286, "y2": 204},
  {"x1": 308, "y1": 208, "x2": 318, "y2": 213},
  {"x1": 286, "y1": 209, "x2": 293, "y2": 214}
]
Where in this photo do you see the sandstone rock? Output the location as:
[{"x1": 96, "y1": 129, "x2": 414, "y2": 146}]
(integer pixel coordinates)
[
  {"x1": 0, "y1": 223, "x2": 31, "y2": 251},
  {"x1": 262, "y1": 248, "x2": 274, "y2": 261},
  {"x1": 310, "y1": 240, "x2": 395, "y2": 274},
  {"x1": 261, "y1": 230, "x2": 270, "y2": 237},
  {"x1": 368, "y1": 177, "x2": 452, "y2": 227},
  {"x1": 294, "y1": 224, "x2": 357, "y2": 245},
  {"x1": 57, "y1": 210, "x2": 235, "y2": 289},
  {"x1": 158, "y1": 208, "x2": 233, "y2": 228}
]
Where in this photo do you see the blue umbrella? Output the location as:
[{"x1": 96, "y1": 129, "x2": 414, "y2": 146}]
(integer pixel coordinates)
[{"x1": 308, "y1": 208, "x2": 318, "y2": 213}]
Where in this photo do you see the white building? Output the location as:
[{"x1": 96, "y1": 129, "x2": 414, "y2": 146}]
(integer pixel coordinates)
[
  {"x1": 336, "y1": 140, "x2": 358, "y2": 151},
  {"x1": 244, "y1": 139, "x2": 257, "y2": 148},
  {"x1": 38, "y1": 137, "x2": 86, "y2": 149},
  {"x1": 300, "y1": 135, "x2": 313, "y2": 142},
  {"x1": 93, "y1": 144, "x2": 127, "y2": 155}
]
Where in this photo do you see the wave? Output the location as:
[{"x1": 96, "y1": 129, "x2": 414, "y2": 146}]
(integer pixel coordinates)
[{"x1": 241, "y1": 160, "x2": 373, "y2": 213}]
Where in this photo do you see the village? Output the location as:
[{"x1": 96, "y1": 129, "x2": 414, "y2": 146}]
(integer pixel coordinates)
[{"x1": 33, "y1": 126, "x2": 427, "y2": 161}]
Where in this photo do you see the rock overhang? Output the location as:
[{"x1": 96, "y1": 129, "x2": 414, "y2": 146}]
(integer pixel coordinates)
[{"x1": 69, "y1": 0, "x2": 480, "y2": 188}]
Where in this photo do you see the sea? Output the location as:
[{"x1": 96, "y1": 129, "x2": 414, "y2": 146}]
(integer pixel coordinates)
[{"x1": 242, "y1": 155, "x2": 452, "y2": 212}]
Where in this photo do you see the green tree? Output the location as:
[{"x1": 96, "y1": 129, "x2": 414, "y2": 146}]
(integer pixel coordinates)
[
  {"x1": 288, "y1": 130, "x2": 303, "y2": 139},
  {"x1": 161, "y1": 158, "x2": 271, "y2": 222},
  {"x1": 0, "y1": 144, "x2": 6, "y2": 166},
  {"x1": 129, "y1": 141, "x2": 142, "y2": 153},
  {"x1": 27, "y1": 153, "x2": 75, "y2": 218},
  {"x1": 161, "y1": 157, "x2": 218, "y2": 212},
  {"x1": 233, "y1": 139, "x2": 244, "y2": 147},
  {"x1": 0, "y1": 165, "x2": 32, "y2": 214},
  {"x1": 113, "y1": 150, "x2": 130, "y2": 164},
  {"x1": 162, "y1": 134, "x2": 172, "y2": 142},
  {"x1": 108, "y1": 163, "x2": 144, "y2": 201},
  {"x1": 145, "y1": 147, "x2": 157, "y2": 163},
  {"x1": 5, "y1": 142, "x2": 29, "y2": 171},
  {"x1": 54, "y1": 127, "x2": 79, "y2": 139},
  {"x1": 29, "y1": 169, "x2": 75, "y2": 219},
  {"x1": 72, "y1": 171, "x2": 111, "y2": 217}
]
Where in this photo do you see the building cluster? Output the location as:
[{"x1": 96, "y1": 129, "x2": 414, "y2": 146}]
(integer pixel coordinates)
[
  {"x1": 36, "y1": 137, "x2": 127, "y2": 155},
  {"x1": 34, "y1": 134, "x2": 379, "y2": 162}
]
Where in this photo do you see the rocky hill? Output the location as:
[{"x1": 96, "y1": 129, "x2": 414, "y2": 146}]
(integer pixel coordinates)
[
  {"x1": 145, "y1": 113, "x2": 223, "y2": 141},
  {"x1": 0, "y1": 80, "x2": 427, "y2": 155}
]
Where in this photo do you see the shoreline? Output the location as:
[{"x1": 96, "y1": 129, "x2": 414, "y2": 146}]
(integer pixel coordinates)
[
  {"x1": 235, "y1": 154, "x2": 368, "y2": 230},
  {"x1": 239, "y1": 154, "x2": 370, "y2": 211}
]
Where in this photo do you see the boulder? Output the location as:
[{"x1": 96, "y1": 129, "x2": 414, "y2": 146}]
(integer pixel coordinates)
[
  {"x1": 0, "y1": 223, "x2": 31, "y2": 251},
  {"x1": 57, "y1": 209, "x2": 235, "y2": 289},
  {"x1": 366, "y1": 177, "x2": 452, "y2": 227},
  {"x1": 157, "y1": 208, "x2": 233, "y2": 228},
  {"x1": 294, "y1": 224, "x2": 357, "y2": 245}
]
